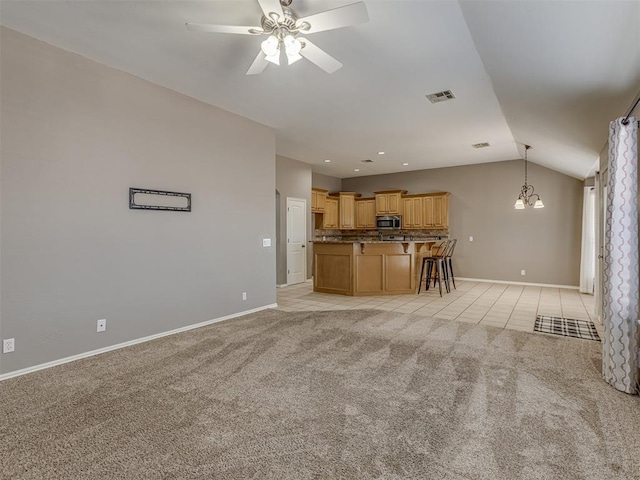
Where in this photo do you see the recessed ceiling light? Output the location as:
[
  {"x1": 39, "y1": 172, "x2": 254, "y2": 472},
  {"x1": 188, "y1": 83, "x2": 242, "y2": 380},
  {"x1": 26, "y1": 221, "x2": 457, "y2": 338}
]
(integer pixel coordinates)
[
  {"x1": 378, "y1": 151, "x2": 385, "y2": 155},
  {"x1": 323, "y1": 159, "x2": 331, "y2": 163},
  {"x1": 402, "y1": 162, "x2": 409, "y2": 166},
  {"x1": 354, "y1": 169, "x2": 360, "y2": 172}
]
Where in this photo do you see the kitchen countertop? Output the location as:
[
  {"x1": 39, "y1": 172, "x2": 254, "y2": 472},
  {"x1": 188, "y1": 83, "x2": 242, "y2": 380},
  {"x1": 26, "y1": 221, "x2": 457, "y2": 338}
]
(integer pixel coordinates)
[{"x1": 313, "y1": 239, "x2": 441, "y2": 244}]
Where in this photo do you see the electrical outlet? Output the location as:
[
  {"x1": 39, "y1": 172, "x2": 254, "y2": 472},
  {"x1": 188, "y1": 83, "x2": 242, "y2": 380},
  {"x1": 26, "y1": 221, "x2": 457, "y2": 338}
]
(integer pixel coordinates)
[
  {"x1": 3, "y1": 338, "x2": 15, "y2": 353},
  {"x1": 262, "y1": 238, "x2": 271, "y2": 247},
  {"x1": 521, "y1": 270, "x2": 526, "y2": 276},
  {"x1": 97, "y1": 319, "x2": 107, "y2": 332},
  {"x1": 242, "y1": 292, "x2": 247, "y2": 301}
]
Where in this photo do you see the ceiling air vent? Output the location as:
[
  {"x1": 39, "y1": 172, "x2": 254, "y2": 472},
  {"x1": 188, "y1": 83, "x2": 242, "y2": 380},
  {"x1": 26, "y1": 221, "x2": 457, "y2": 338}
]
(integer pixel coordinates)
[
  {"x1": 426, "y1": 90, "x2": 456, "y2": 103},
  {"x1": 472, "y1": 142, "x2": 490, "y2": 148},
  {"x1": 361, "y1": 159, "x2": 374, "y2": 163}
]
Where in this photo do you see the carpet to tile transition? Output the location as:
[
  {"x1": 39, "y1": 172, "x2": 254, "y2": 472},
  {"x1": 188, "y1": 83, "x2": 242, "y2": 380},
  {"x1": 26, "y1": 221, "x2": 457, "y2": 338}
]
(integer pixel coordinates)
[{"x1": 0, "y1": 309, "x2": 638, "y2": 480}]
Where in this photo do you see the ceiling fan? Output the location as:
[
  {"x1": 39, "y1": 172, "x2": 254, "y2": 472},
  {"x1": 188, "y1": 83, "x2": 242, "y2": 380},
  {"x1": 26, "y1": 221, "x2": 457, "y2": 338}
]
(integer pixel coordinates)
[{"x1": 186, "y1": 0, "x2": 369, "y2": 75}]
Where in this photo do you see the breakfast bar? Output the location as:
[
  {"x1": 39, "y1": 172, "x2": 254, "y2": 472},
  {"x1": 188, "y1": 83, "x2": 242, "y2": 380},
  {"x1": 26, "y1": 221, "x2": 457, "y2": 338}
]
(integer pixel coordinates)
[{"x1": 313, "y1": 240, "x2": 437, "y2": 295}]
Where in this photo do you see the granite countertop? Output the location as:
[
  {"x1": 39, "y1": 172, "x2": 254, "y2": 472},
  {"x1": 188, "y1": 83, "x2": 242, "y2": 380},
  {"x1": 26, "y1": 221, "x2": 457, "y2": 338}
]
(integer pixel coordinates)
[{"x1": 313, "y1": 239, "x2": 440, "y2": 244}]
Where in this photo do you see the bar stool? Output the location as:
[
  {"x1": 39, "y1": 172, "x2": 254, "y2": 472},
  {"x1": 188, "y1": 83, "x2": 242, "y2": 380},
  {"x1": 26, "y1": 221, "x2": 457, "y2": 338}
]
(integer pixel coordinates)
[
  {"x1": 418, "y1": 240, "x2": 450, "y2": 296},
  {"x1": 443, "y1": 239, "x2": 457, "y2": 290}
]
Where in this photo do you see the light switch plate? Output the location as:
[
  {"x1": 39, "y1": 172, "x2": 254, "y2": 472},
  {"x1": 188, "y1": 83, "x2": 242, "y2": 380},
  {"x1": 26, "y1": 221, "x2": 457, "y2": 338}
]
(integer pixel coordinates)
[{"x1": 263, "y1": 238, "x2": 271, "y2": 247}]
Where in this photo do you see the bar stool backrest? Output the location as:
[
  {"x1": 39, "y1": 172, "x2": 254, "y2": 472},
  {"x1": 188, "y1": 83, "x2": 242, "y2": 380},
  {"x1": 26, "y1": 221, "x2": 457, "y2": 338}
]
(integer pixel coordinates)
[
  {"x1": 445, "y1": 239, "x2": 457, "y2": 258},
  {"x1": 432, "y1": 240, "x2": 449, "y2": 258}
]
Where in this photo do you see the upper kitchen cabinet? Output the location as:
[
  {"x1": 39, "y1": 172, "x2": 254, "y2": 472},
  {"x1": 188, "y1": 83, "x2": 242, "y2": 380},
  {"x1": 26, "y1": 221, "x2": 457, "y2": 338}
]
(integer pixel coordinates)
[
  {"x1": 401, "y1": 195, "x2": 426, "y2": 229},
  {"x1": 323, "y1": 196, "x2": 339, "y2": 229},
  {"x1": 422, "y1": 193, "x2": 449, "y2": 229},
  {"x1": 374, "y1": 190, "x2": 406, "y2": 215},
  {"x1": 338, "y1": 192, "x2": 361, "y2": 230},
  {"x1": 355, "y1": 198, "x2": 376, "y2": 229},
  {"x1": 311, "y1": 188, "x2": 328, "y2": 213}
]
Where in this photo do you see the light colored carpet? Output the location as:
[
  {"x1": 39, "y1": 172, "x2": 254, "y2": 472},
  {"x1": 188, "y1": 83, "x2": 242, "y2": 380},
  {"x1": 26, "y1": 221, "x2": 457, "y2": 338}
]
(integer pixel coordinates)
[{"x1": 1, "y1": 309, "x2": 638, "y2": 479}]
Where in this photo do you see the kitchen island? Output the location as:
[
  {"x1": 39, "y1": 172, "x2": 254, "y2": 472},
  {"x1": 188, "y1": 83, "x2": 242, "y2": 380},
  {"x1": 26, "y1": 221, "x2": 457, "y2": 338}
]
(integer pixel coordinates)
[{"x1": 313, "y1": 240, "x2": 437, "y2": 296}]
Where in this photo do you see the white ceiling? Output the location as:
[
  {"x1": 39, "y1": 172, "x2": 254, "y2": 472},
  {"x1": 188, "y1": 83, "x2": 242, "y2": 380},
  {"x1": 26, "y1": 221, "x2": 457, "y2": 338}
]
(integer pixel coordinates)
[{"x1": 1, "y1": 0, "x2": 638, "y2": 179}]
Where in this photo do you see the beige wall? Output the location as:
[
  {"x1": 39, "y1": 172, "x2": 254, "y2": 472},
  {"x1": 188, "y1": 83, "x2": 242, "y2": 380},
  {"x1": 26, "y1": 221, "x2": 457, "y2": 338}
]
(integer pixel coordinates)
[
  {"x1": 343, "y1": 160, "x2": 583, "y2": 286},
  {"x1": 0, "y1": 27, "x2": 276, "y2": 374},
  {"x1": 312, "y1": 172, "x2": 342, "y2": 193}
]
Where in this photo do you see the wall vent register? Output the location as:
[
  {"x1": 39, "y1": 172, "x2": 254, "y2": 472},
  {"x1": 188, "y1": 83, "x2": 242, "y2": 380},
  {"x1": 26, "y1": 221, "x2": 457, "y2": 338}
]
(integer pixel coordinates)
[{"x1": 426, "y1": 90, "x2": 456, "y2": 103}]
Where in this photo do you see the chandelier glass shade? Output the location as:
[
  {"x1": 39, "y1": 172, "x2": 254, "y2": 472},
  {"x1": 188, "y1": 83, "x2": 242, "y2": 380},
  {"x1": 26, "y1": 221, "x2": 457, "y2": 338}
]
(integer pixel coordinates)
[
  {"x1": 261, "y1": 29, "x2": 303, "y2": 66},
  {"x1": 514, "y1": 145, "x2": 544, "y2": 209}
]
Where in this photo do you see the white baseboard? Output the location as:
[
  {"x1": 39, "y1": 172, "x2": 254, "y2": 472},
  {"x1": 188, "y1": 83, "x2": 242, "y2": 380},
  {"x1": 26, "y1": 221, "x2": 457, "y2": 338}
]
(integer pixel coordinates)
[
  {"x1": 0, "y1": 303, "x2": 278, "y2": 382},
  {"x1": 456, "y1": 277, "x2": 579, "y2": 290}
]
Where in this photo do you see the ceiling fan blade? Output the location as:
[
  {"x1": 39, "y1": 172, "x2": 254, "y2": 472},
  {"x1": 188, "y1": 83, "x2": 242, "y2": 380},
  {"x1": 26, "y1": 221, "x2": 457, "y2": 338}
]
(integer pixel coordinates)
[
  {"x1": 299, "y1": 39, "x2": 343, "y2": 74},
  {"x1": 246, "y1": 51, "x2": 269, "y2": 75},
  {"x1": 296, "y1": 2, "x2": 369, "y2": 34},
  {"x1": 186, "y1": 23, "x2": 263, "y2": 35},
  {"x1": 257, "y1": 0, "x2": 284, "y2": 21}
]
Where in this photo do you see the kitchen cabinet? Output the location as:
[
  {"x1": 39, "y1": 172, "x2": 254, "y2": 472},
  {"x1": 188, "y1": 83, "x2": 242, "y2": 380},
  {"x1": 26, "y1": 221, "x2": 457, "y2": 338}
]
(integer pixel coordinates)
[
  {"x1": 313, "y1": 241, "x2": 417, "y2": 295},
  {"x1": 323, "y1": 196, "x2": 339, "y2": 229},
  {"x1": 374, "y1": 190, "x2": 406, "y2": 215},
  {"x1": 402, "y1": 196, "x2": 425, "y2": 229},
  {"x1": 355, "y1": 198, "x2": 376, "y2": 229},
  {"x1": 338, "y1": 192, "x2": 360, "y2": 229},
  {"x1": 311, "y1": 188, "x2": 328, "y2": 213},
  {"x1": 422, "y1": 193, "x2": 449, "y2": 229}
]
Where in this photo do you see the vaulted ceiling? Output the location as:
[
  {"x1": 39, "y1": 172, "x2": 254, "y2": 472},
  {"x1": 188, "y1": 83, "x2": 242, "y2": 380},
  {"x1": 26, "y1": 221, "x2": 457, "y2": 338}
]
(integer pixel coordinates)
[{"x1": 1, "y1": 0, "x2": 638, "y2": 179}]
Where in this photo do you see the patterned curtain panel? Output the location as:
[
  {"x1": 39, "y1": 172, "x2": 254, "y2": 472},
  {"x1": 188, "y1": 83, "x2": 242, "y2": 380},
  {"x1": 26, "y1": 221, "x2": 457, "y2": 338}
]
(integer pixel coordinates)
[{"x1": 603, "y1": 117, "x2": 638, "y2": 394}]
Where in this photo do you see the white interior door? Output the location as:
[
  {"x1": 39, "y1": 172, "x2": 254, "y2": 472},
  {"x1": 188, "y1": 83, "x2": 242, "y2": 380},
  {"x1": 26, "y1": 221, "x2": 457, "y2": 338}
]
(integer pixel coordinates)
[{"x1": 287, "y1": 198, "x2": 306, "y2": 285}]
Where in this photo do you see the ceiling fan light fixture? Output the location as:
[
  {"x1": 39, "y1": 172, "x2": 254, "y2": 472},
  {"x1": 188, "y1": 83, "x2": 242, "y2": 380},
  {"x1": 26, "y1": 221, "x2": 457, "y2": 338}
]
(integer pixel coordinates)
[
  {"x1": 264, "y1": 51, "x2": 280, "y2": 65},
  {"x1": 283, "y1": 34, "x2": 302, "y2": 56},
  {"x1": 261, "y1": 35, "x2": 280, "y2": 57}
]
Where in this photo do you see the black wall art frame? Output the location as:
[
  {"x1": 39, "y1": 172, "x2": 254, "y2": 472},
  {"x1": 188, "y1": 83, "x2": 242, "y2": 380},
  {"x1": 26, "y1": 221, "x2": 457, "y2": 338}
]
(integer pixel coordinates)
[{"x1": 129, "y1": 187, "x2": 192, "y2": 212}]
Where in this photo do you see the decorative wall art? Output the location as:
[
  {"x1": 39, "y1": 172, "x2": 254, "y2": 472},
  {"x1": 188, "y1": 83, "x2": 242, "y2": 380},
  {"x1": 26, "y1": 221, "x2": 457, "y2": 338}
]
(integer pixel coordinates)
[{"x1": 129, "y1": 188, "x2": 191, "y2": 212}]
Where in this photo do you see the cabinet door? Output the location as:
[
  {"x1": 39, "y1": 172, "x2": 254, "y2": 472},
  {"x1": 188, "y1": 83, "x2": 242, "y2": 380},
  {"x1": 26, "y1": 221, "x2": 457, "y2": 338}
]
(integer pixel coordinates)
[
  {"x1": 375, "y1": 194, "x2": 388, "y2": 215},
  {"x1": 433, "y1": 196, "x2": 444, "y2": 227},
  {"x1": 355, "y1": 200, "x2": 367, "y2": 229},
  {"x1": 402, "y1": 198, "x2": 413, "y2": 227},
  {"x1": 340, "y1": 195, "x2": 355, "y2": 229},
  {"x1": 412, "y1": 197, "x2": 424, "y2": 228},
  {"x1": 423, "y1": 197, "x2": 434, "y2": 227},
  {"x1": 316, "y1": 192, "x2": 326, "y2": 212},
  {"x1": 432, "y1": 195, "x2": 449, "y2": 228},
  {"x1": 388, "y1": 193, "x2": 402, "y2": 214},
  {"x1": 324, "y1": 197, "x2": 339, "y2": 228},
  {"x1": 364, "y1": 200, "x2": 377, "y2": 228}
]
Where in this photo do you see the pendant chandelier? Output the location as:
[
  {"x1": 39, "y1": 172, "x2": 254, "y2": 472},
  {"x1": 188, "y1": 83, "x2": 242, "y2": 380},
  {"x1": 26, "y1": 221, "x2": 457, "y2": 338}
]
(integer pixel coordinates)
[{"x1": 514, "y1": 144, "x2": 544, "y2": 209}]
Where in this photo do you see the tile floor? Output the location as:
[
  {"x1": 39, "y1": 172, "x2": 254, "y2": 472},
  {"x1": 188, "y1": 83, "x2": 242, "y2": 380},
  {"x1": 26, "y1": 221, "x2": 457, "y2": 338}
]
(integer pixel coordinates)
[{"x1": 276, "y1": 279, "x2": 601, "y2": 337}]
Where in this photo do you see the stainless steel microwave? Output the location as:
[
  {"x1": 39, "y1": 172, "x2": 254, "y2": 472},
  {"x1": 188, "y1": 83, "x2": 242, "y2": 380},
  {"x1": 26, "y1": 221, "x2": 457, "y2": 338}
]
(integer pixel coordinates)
[{"x1": 377, "y1": 215, "x2": 401, "y2": 230}]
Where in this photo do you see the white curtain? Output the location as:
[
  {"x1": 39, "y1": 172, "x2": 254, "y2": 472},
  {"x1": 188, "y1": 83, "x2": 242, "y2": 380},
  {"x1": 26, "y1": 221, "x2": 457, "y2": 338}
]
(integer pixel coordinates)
[
  {"x1": 579, "y1": 187, "x2": 596, "y2": 294},
  {"x1": 602, "y1": 116, "x2": 638, "y2": 394}
]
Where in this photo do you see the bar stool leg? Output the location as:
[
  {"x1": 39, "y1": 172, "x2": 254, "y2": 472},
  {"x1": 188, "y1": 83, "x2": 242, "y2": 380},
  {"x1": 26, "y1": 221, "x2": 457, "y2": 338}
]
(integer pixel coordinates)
[
  {"x1": 448, "y1": 257, "x2": 456, "y2": 289},
  {"x1": 418, "y1": 258, "x2": 426, "y2": 293}
]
